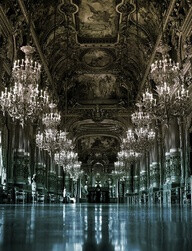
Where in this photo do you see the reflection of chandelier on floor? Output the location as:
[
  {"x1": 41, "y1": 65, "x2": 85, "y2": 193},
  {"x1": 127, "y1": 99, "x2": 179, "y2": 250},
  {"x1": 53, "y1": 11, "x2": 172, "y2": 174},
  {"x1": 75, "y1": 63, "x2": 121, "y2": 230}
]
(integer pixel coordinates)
[{"x1": 0, "y1": 46, "x2": 49, "y2": 125}]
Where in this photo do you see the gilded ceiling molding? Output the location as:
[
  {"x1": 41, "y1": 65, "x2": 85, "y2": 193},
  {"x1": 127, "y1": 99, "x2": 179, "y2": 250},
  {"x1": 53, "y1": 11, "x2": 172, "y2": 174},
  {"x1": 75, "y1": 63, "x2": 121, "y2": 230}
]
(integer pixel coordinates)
[
  {"x1": 0, "y1": 6, "x2": 14, "y2": 76},
  {"x1": 0, "y1": 6, "x2": 13, "y2": 37}
]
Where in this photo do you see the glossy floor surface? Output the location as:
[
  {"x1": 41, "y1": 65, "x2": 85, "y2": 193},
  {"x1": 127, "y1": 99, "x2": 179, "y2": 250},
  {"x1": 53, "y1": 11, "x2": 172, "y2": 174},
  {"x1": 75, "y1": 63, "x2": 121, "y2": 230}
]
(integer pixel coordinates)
[{"x1": 0, "y1": 204, "x2": 192, "y2": 251}]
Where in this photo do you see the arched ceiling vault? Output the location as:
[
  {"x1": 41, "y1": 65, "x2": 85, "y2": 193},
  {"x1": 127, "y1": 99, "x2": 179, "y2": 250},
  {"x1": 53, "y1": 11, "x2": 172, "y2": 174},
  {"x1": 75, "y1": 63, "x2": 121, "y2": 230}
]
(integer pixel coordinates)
[{"x1": 0, "y1": 0, "x2": 192, "y2": 170}]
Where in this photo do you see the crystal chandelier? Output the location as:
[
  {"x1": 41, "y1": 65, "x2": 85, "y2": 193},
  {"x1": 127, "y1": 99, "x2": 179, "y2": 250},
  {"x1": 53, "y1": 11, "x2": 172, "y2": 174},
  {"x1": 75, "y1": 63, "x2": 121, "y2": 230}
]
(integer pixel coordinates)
[
  {"x1": 0, "y1": 45, "x2": 49, "y2": 125},
  {"x1": 173, "y1": 83, "x2": 190, "y2": 116},
  {"x1": 111, "y1": 168, "x2": 125, "y2": 178},
  {"x1": 42, "y1": 103, "x2": 61, "y2": 128},
  {"x1": 141, "y1": 81, "x2": 190, "y2": 120},
  {"x1": 118, "y1": 148, "x2": 141, "y2": 164},
  {"x1": 131, "y1": 102, "x2": 152, "y2": 126},
  {"x1": 142, "y1": 89, "x2": 156, "y2": 115},
  {"x1": 114, "y1": 160, "x2": 124, "y2": 171},
  {"x1": 124, "y1": 127, "x2": 155, "y2": 152},
  {"x1": 146, "y1": 50, "x2": 190, "y2": 119},
  {"x1": 0, "y1": 83, "x2": 49, "y2": 125},
  {"x1": 54, "y1": 150, "x2": 78, "y2": 168},
  {"x1": 150, "y1": 54, "x2": 180, "y2": 84},
  {"x1": 125, "y1": 129, "x2": 137, "y2": 150},
  {"x1": 36, "y1": 100, "x2": 74, "y2": 154},
  {"x1": 36, "y1": 129, "x2": 73, "y2": 154},
  {"x1": 12, "y1": 46, "x2": 41, "y2": 84},
  {"x1": 68, "y1": 160, "x2": 83, "y2": 181},
  {"x1": 113, "y1": 161, "x2": 125, "y2": 178},
  {"x1": 135, "y1": 127, "x2": 156, "y2": 151}
]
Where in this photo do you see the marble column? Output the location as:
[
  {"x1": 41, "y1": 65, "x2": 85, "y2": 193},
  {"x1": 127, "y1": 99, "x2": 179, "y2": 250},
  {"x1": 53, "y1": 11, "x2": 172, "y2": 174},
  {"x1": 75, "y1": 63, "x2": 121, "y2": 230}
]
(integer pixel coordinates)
[
  {"x1": 36, "y1": 163, "x2": 45, "y2": 191},
  {"x1": 1, "y1": 121, "x2": 8, "y2": 186},
  {"x1": 4, "y1": 119, "x2": 15, "y2": 186},
  {"x1": 125, "y1": 167, "x2": 132, "y2": 195},
  {"x1": 139, "y1": 154, "x2": 147, "y2": 192},
  {"x1": 35, "y1": 148, "x2": 44, "y2": 190},
  {"x1": 169, "y1": 118, "x2": 181, "y2": 185},
  {"x1": 57, "y1": 166, "x2": 63, "y2": 196},
  {"x1": 23, "y1": 151, "x2": 30, "y2": 184},
  {"x1": 164, "y1": 125, "x2": 171, "y2": 184},
  {"x1": 64, "y1": 172, "x2": 70, "y2": 195},
  {"x1": 157, "y1": 122, "x2": 164, "y2": 187},
  {"x1": 150, "y1": 135, "x2": 160, "y2": 189},
  {"x1": 47, "y1": 153, "x2": 57, "y2": 194},
  {"x1": 133, "y1": 162, "x2": 140, "y2": 194},
  {"x1": 78, "y1": 178, "x2": 82, "y2": 200},
  {"x1": 13, "y1": 124, "x2": 27, "y2": 186}
]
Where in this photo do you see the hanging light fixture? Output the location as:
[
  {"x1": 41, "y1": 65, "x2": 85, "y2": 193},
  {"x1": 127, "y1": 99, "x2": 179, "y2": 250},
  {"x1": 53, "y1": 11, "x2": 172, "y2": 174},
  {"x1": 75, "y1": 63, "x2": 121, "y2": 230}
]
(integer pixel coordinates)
[
  {"x1": 42, "y1": 103, "x2": 61, "y2": 128},
  {"x1": 118, "y1": 148, "x2": 141, "y2": 164},
  {"x1": 36, "y1": 128, "x2": 74, "y2": 155},
  {"x1": 173, "y1": 83, "x2": 190, "y2": 116},
  {"x1": 141, "y1": 78, "x2": 190, "y2": 120},
  {"x1": 112, "y1": 160, "x2": 125, "y2": 178},
  {"x1": 131, "y1": 102, "x2": 152, "y2": 126},
  {"x1": 54, "y1": 150, "x2": 78, "y2": 168},
  {"x1": 12, "y1": 45, "x2": 41, "y2": 84},
  {"x1": 0, "y1": 46, "x2": 49, "y2": 126},
  {"x1": 135, "y1": 126, "x2": 156, "y2": 151},
  {"x1": 147, "y1": 5, "x2": 190, "y2": 120},
  {"x1": 150, "y1": 54, "x2": 180, "y2": 85},
  {"x1": 68, "y1": 160, "x2": 83, "y2": 181}
]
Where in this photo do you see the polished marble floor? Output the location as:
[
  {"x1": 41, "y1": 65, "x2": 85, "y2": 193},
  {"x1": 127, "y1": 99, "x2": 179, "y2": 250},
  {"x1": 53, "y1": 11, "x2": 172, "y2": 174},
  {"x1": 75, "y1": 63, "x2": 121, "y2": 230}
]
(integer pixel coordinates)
[{"x1": 0, "y1": 203, "x2": 192, "y2": 251}]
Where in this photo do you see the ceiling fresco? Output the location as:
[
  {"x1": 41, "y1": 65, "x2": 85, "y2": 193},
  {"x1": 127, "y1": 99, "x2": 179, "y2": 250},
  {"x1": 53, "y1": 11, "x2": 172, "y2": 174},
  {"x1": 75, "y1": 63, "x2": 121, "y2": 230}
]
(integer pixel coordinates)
[
  {"x1": 72, "y1": 0, "x2": 122, "y2": 43},
  {"x1": 81, "y1": 49, "x2": 115, "y2": 69},
  {"x1": 66, "y1": 73, "x2": 130, "y2": 106}
]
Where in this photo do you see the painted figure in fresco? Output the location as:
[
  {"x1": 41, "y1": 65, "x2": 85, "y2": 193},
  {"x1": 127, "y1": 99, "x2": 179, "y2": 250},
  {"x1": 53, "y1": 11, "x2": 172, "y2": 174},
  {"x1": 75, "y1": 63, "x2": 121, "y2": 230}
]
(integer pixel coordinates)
[{"x1": 87, "y1": 4, "x2": 112, "y2": 23}]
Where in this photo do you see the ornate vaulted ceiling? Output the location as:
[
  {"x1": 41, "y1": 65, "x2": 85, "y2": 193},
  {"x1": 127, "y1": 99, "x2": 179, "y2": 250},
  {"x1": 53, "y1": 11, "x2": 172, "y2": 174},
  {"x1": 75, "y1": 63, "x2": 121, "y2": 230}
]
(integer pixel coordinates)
[{"x1": 0, "y1": 0, "x2": 192, "y2": 171}]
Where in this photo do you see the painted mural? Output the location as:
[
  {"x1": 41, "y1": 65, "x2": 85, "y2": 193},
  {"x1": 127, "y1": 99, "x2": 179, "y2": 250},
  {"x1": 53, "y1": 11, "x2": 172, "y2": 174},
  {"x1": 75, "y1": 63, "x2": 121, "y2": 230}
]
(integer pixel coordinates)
[
  {"x1": 73, "y1": 0, "x2": 120, "y2": 40},
  {"x1": 82, "y1": 49, "x2": 114, "y2": 68},
  {"x1": 76, "y1": 74, "x2": 117, "y2": 99},
  {"x1": 78, "y1": 136, "x2": 118, "y2": 152}
]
